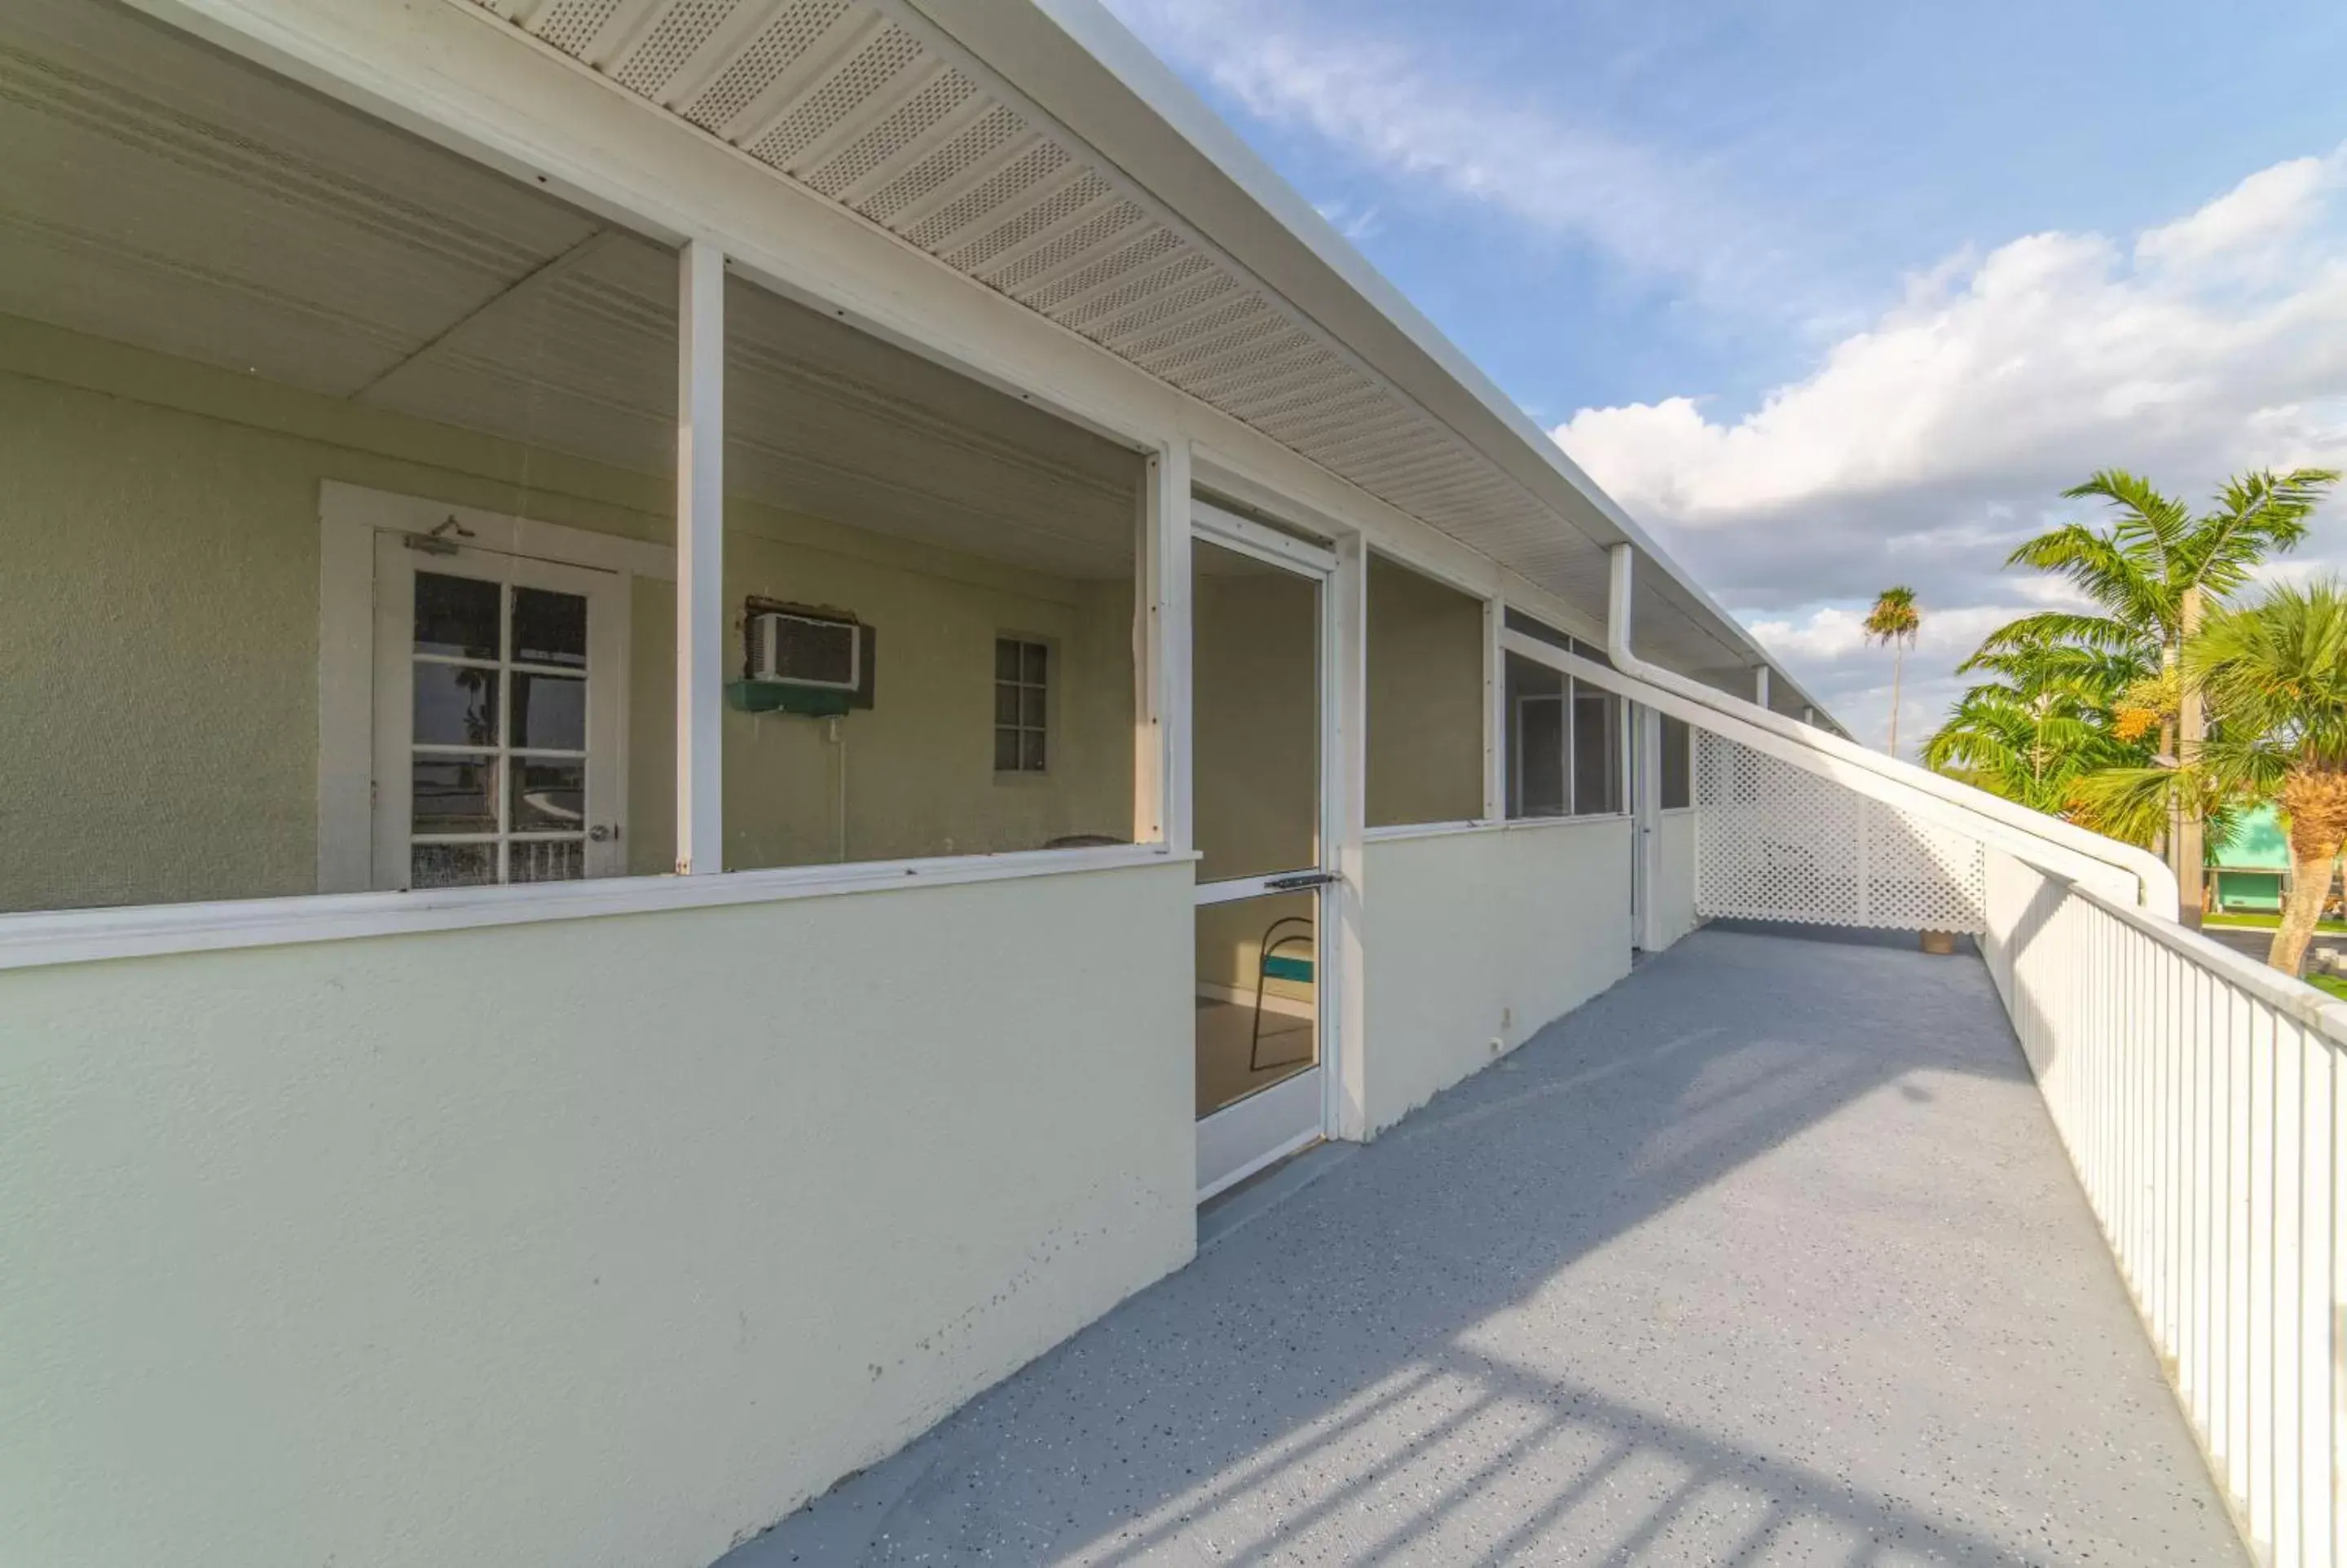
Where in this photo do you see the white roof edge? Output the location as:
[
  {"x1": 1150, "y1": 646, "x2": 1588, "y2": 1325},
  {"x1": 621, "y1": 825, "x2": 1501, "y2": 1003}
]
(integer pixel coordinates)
[{"x1": 896, "y1": 0, "x2": 1834, "y2": 726}]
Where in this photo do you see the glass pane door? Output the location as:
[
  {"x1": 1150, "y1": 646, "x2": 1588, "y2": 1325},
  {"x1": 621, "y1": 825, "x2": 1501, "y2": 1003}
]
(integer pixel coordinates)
[
  {"x1": 1191, "y1": 534, "x2": 1326, "y2": 1133},
  {"x1": 373, "y1": 537, "x2": 623, "y2": 891}
]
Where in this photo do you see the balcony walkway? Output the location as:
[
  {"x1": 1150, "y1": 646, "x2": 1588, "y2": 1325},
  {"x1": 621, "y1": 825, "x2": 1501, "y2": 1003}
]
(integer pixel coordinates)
[{"x1": 722, "y1": 924, "x2": 2244, "y2": 1566}]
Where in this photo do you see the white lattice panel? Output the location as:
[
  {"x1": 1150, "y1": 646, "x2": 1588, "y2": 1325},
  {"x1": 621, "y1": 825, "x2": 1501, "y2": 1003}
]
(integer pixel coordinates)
[{"x1": 1695, "y1": 733, "x2": 1986, "y2": 933}]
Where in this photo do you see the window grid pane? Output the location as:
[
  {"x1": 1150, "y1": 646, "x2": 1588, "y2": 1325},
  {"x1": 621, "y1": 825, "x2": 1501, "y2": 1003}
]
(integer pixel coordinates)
[
  {"x1": 410, "y1": 571, "x2": 592, "y2": 888},
  {"x1": 993, "y1": 636, "x2": 1049, "y2": 774}
]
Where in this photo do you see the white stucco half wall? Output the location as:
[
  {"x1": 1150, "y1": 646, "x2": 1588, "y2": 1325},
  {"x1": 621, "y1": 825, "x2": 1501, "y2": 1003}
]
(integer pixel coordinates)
[
  {"x1": 0, "y1": 861, "x2": 1196, "y2": 1568},
  {"x1": 1652, "y1": 808, "x2": 1700, "y2": 951},
  {"x1": 1359, "y1": 819, "x2": 1635, "y2": 1135}
]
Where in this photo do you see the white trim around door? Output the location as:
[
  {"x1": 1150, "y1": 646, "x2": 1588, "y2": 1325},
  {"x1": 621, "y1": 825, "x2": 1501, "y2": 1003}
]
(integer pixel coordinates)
[{"x1": 316, "y1": 482, "x2": 674, "y2": 893}]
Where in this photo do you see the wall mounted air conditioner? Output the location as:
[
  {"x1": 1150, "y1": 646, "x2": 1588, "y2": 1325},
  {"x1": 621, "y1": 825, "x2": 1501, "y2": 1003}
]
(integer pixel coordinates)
[
  {"x1": 730, "y1": 601, "x2": 876, "y2": 717},
  {"x1": 751, "y1": 609, "x2": 860, "y2": 691}
]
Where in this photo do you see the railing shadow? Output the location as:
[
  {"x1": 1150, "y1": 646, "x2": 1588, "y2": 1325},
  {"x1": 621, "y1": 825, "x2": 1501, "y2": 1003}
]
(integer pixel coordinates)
[{"x1": 720, "y1": 923, "x2": 2230, "y2": 1566}]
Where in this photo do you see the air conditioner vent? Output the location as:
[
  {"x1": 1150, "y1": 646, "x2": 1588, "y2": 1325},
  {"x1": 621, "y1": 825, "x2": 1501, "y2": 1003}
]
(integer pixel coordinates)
[{"x1": 751, "y1": 609, "x2": 860, "y2": 690}]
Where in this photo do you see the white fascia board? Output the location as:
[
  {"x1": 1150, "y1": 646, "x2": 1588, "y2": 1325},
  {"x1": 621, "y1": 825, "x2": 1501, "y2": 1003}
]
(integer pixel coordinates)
[{"x1": 897, "y1": 0, "x2": 1833, "y2": 726}]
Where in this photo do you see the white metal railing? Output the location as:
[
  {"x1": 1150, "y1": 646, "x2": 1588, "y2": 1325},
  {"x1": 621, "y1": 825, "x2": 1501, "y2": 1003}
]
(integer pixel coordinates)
[
  {"x1": 1585, "y1": 538, "x2": 2339, "y2": 1561},
  {"x1": 1559, "y1": 540, "x2": 2338, "y2": 1561},
  {"x1": 1982, "y1": 848, "x2": 2345, "y2": 1566}
]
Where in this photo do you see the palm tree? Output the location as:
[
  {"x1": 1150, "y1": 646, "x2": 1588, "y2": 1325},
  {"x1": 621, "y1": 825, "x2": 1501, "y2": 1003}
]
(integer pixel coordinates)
[
  {"x1": 2194, "y1": 583, "x2": 2347, "y2": 975},
  {"x1": 1863, "y1": 586, "x2": 1922, "y2": 755},
  {"x1": 1922, "y1": 632, "x2": 2148, "y2": 814},
  {"x1": 2088, "y1": 584, "x2": 2347, "y2": 973},
  {"x1": 1979, "y1": 467, "x2": 2339, "y2": 918}
]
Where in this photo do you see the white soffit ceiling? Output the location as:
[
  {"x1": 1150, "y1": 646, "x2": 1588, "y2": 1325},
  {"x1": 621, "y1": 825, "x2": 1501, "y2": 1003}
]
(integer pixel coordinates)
[
  {"x1": 1, "y1": 0, "x2": 1138, "y2": 580},
  {"x1": 458, "y1": 0, "x2": 1799, "y2": 690}
]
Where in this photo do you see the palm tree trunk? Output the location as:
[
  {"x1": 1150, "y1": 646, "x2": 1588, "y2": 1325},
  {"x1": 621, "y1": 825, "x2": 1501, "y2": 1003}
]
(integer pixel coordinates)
[
  {"x1": 2270, "y1": 773, "x2": 2347, "y2": 977},
  {"x1": 1887, "y1": 644, "x2": 1904, "y2": 757},
  {"x1": 2270, "y1": 847, "x2": 2335, "y2": 976},
  {"x1": 2177, "y1": 588, "x2": 2204, "y2": 927}
]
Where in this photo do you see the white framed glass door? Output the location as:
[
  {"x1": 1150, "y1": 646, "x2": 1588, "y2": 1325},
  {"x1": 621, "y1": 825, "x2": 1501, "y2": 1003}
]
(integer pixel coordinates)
[
  {"x1": 370, "y1": 535, "x2": 627, "y2": 890},
  {"x1": 1191, "y1": 509, "x2": 1338, "y2": 1200}
]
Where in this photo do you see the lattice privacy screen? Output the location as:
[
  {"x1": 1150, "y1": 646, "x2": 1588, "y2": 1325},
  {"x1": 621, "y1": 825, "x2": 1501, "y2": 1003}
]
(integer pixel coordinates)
[{"x1": 1695, "y1": 733, "x2": 1987, "y2": 933}]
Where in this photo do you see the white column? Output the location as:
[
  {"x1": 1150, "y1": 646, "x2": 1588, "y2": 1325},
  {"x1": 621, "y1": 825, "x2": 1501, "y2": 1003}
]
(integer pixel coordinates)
[
  {"x1": 1482, "y1": 598, "x2": 1505, "y2": 821},
  {"x1": 1134, "y1": 442, "x2": 1191, "y2": 849},
  {"x1": 1754, "y1": 665, "x2": 1771, "y2": 708},
  {"x1": 1633, "y1": 702, "x2": 1663, "y2": 949},
  {"x1": 674, "y1": 240, "x2": 724, "y2": 874},
  {"x1": 1331, "y1": 533, "x2": 1371, "y2": 1143}
]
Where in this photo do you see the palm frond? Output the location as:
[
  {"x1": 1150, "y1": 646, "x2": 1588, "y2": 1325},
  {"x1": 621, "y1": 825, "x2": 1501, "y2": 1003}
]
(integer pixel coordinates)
[
  {"x1": 2067, "y1": 765, "x2": 2189, "y2": 849},
  {"x1": 1966, "y1": 610, "x2": 2145, "y2": 658},
  {"x1": 2060, "y1": 469, "x2": 2191, "y2": 554},
  {"x1": 2178, "y1": 467, "x2": 2338, "y2": 601},
  {"x1": 2187, "y1": 579, "x2": 2347, "y2": 774}
]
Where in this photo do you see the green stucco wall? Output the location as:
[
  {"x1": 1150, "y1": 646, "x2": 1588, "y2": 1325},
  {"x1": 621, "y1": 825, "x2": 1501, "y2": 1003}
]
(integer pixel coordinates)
[{"x1": 0, "y1": 315, "x2": 1134, "y2": 912}]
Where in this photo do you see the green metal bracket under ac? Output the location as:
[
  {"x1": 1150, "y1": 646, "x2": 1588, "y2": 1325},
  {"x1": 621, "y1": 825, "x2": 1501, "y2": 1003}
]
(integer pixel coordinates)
[{"x1": 724, "y1": 680, "x2": 852, "y2": 718}]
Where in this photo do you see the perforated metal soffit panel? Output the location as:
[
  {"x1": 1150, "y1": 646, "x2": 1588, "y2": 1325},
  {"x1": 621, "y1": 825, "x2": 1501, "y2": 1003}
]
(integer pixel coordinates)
[
  {"x1": 464, "y1": 0, "x2": 1741, "y2": 669},
  {"x1": 1694, "y1": 733, "x2": 1987, "y2": 934}
]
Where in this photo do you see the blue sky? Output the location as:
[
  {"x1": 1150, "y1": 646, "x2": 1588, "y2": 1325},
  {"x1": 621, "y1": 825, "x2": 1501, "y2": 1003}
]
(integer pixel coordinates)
[{"x1": 1103, "y1": 0, "x2": 2347, "y2": 750}]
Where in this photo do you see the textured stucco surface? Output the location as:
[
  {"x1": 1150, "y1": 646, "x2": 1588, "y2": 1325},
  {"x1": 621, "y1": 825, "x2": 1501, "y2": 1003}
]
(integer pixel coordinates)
[
  {"x1": 723, "y1": 924, "x2": 2244, "y2": 1566},
  {"x1": 0, "y1": 317, "x2": 1134, "y2": 910},
  {"x1": 0, "y1": 861, "x2": 1196, "y2": 1568},
  {"x1": 1652, "y1": 806, "x2": 1699, "y2": 950},
  {"x1": 1359, "y1": 817, "x2": 1632, "y2": 1135}
]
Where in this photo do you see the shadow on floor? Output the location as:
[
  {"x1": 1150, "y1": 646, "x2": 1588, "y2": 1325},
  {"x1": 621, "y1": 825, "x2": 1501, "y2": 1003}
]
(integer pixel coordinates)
[{"x1": 717, "y1": 926, "x2": 2241, "y2": 1566}]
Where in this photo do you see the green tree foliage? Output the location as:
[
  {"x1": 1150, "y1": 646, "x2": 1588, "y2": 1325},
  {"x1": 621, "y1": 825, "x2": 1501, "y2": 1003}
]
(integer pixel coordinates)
[
  {"x1": 1927, "y1": 468, "x2": 2337, "y2": 915},
  {"x1": 2073, "y1": 582, "x2": 2347, "y2": 972},
  {"x1": 1922, "y1": 632, "x2": 2148, "y2": 814}
]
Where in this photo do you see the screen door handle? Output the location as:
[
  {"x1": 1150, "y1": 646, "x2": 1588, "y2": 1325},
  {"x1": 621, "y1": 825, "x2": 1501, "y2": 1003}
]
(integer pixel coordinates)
[{"x1": 1262, "y1": 871, "x2": 1337, "y2": 892}]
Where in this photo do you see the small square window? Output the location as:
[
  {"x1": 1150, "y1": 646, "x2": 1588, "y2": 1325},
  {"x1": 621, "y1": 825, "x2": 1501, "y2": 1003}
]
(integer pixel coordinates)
[{"x1": 993, "y1": 636, "x2": 1049, "y2": 774}]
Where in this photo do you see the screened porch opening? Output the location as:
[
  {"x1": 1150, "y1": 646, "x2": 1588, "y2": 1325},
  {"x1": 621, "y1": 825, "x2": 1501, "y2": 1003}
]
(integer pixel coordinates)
[
  {"x1": 0, "y1": 0, "x2": 1147, "y2": 921},
  {"x1": 716, "y1": 275, "x2": 1142, "y2": 874},
  {"x1": 1365, "y1": 553, "x2": 1486, "y2": 828},
  {"x1": 0, "y1": 0, "x2": 689, "y2": 914},
  {"x1": 1503, "y1": 650, "x2": 1625, "y2": 821}
]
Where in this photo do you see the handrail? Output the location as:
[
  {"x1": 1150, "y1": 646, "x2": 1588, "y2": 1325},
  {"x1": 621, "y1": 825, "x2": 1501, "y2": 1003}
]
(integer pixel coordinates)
[
  {"x1": 1602, "y1": 545, "x2": 2178, "y2": 914},
  {"x1": 2064, "y1": 873, "x2": 2347, "y2": 1039},
  {"x1": 1505, "y1": 632, "x2": 2146, "y2": 903}
]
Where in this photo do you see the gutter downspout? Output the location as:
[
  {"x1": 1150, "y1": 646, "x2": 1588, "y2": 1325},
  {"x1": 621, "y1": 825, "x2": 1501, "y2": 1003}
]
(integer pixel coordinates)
[{"x1": 1605, "y1": 545, "x2": 2177, "y2": 914}]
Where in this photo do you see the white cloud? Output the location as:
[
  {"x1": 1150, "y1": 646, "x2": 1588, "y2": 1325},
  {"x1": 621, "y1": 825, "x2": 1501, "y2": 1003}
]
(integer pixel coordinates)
[
  {"x1": 2136, "y1": 155, "x2": 2336, "y2": 274},
  {"x1": 1103, "y1": 0, "x2": 1784, "y2": 309},
  {"x1": 1551, "y1": 151, "x2": 2347, "y2": 748}
]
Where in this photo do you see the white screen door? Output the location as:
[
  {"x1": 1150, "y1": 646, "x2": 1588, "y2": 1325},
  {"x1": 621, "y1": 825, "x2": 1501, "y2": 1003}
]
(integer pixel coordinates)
[
  {"x1": 370, "y1": 535, "x2": 627, "y2": 890},
  {"x1": 1191, "y1": 507, "x2": 1338, "y2": 1201}
]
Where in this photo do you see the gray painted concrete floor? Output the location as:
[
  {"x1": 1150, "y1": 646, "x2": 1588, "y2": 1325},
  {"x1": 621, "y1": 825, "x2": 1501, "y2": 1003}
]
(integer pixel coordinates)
[{"x1": 719, "y1": 926, "x2": 2244, "y2": 1566}]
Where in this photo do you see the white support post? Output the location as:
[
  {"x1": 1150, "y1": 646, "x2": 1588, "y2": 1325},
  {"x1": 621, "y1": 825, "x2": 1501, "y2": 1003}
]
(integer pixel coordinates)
[
  {"x1": 674, "y1": 239, "x2": 725, "y2": 875},
  {"x1": 1754, "y1": 665, "x2": 1771, "y2": 708},
  {"x1": 1134, "y1": 443, "x2": 1192, "y2": 849},
  {"x1": 1331, "y1": 532, "x2": 1371, "y2": 1143},
  {"x1": 1633, "y1": 701, "x2": 1663, "y2": 949},
  {"x1": 1482, "y1": 598, "x2": 1505, "y2": 821}
]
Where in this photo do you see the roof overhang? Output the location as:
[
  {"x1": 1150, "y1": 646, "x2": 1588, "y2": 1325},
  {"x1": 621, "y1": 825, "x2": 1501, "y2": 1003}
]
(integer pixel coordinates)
[
  {"x1": 899, "y1": 0, "x2": 1833, "y2": 723},
  {"x1": 436, "y1": 0, "x2": 1830, "y2": 723}
]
